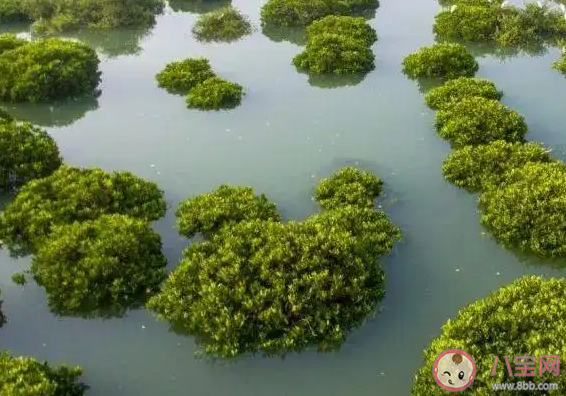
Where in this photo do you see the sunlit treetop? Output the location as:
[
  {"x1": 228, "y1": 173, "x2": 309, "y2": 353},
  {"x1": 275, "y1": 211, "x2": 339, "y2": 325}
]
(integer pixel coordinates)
[
  {"x1": 0, "y1": 33, "x2": 27, "y2": 56},
  {"x1": 156, "y1": 57, "x2": 216, "y2": 93},
  {"x1": 402, "y1": 42, "x2": 478, "y2": 80},
  {"x1": 192, "y1": 6, "x2": 253, "y2": 42},
  {"x1": 185, "y1": 77, "x2": 245, "y2": 110},
  {"x1": 424, "y1": 77, "x2": 502, "y2": 109},
  {"x1": 306, "y1": 15, "x2": 377, "y2": 46}
]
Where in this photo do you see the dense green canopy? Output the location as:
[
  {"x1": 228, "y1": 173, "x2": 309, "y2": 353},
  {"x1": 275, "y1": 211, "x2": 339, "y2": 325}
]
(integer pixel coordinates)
[
  {"x1": 0, "y1": 120, "x2": 62, "y2": 192},
  {"x1": 0, "y1": 165, "x2": 167, "y2": 256},
  {"x1": 553, "y1": 50, "x2": 566, "y2": 77},
  {"x1": 0, "y1": 38, "x2": 101, "y2": 102},
  {"x1": 192, "y1": 6, "x2": 252, "y2": 42},
  {"x1": 434, "y1": 96, "x2": 528, "y2": 147},
  {"x1": 442, "y1": 140, "x2": 553, "y2": 192},
  {"x1": 402, "y1": 42, "x2": 478, "y2": 79},
  {"x1": 148, "y1": 205, "x2": 400, "y2": 358},
  {"x1": 186, "y1": 77, "x2": 244, "y2": 110},
  {"x1": 0, "y1": 351, "x2": 88, "y2": 396},
  {"x1": 314, "y1": 166, "x2": 383, "y2": 210},
  {"x1": 0, "y1": 0, "x2": 29, "y2": 22},
  {"x1": 176, "y1": 184, "x2": 281, "y2": 238},
  {"x1": 479, "y1": 162, "x2": 566, "y2": 258},
  {"x1": 260, "y1": 0, "x2": 379, "y2": 27},
  {"x1": 412, "y1": 275, "x2": 566, "y2": 395},
  {"x1": 31, "y1": 214, "x2": 168, "y2": 317},
  {"x1": 0, "y1": 33, "x2": 27, "y2": 56},
  {"x1": 424, "y1": 77, "x2": 502, "y2": 110},
  {"x1": 306, "y1": 15, "x2": 377, "y2": 46},
  {"x1": 156, "y1": 58, "x2": 216, "y2": 94}
]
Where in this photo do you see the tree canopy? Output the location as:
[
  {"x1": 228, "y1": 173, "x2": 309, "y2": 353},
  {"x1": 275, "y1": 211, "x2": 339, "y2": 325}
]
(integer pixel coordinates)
[
  {"x1": 176, "y1": 184, "x2": 281, "y2": 238},
  {"x1": 434, "y1": 96, "x2": 528, "y2": 147},
  {"x1": 0, "y1": 351, "x2": 88, "y2": 396},
  {"x1": 260, "y1": 0, "x2": 379, "y2": 28},
  {"x1": 30, "y1": 214, "x2": 168, "y2": 317},
  {"x1": 0, "y1": 120, "x2": 62, "y2": 192},
  {"x1": 314, "y1": 166, "x2": 383, "y2": 210},
  {"x1": 0, "y1": 165, "x2": 167, "y2": 256},
  {"x1": 185, "y1": 77, "x2": 244, "y2": 110},
  {"x1": 412, "y1": 275, "x2": 566, "y2": 395},
  {"x1": 553, "y1": 50, "x2": 566, "y2": 77},
  {"x1": 192, "y1": 6, "x2": 253, "y2": 42},
  {"x1": 156, "y1": 57, "x2": 216, "y2": 94},
  {"x1": 402, "y1": 42, "x2": 478, "y2": 79},
  {"x1": 0, "y1": 38, "x2": 101, "y2": 102},
  {"x1": 0, "y1": 0, "x2": 29, "y2": 22},
  {"x1": 479, "y1": 162, "x2": 566, "y2": 258},
  {"x1": 0, "y1": 33, "x2": 27, "y2": 56},
  {"x1": 424, "y1": 77, "x2": 502, "y2": 110},
  {"x1": 442, "y1": 140, "x2": 553, "y2": 193},
  {"x1": 306, "y1": 15, "x2": 377, "y2": 46}
]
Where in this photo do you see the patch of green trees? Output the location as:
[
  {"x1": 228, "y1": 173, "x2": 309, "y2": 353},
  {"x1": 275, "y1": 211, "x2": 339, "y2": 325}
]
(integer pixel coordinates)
[
  {"x1": 192, "y1": 6, "x2": 252, "y2": 42},
  {"x1": 156, "y1": 57, "x2": 244, "y2": 110},
  {"x1": 0, "y1": 35, "x2": 101, "y2": 102},
  {"x1": 424, "y1": 77, "x2": 502, "y2": 109},
  {"x1": 412, "y1": 275, "x2": 566, "y2": 395},
  {"x1": 553, "y1": 48, "x2": 566, "y2": 76},
  {"x1": 148, "y1": 166, "x2": 400, "y2": 358},
  {"x1": 293, "y1": 15, "x2": 377, "y2": 74},
  {"x1": 402, "y1": 42, "x2": 478, "y2": 79}
]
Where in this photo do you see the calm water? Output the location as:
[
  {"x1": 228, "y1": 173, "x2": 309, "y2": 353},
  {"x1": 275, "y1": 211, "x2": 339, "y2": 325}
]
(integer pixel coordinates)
[{"x1": 1, "y1": 0, "x2": 566, "y2": 395}]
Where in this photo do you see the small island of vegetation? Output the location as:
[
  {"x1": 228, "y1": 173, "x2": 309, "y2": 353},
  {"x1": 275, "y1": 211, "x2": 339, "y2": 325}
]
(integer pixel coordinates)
[
  {"x1": 11, "y1": 272, "x2": 27, "y2": 285},
  {"x1": 186, "y1": 76, "x2": 244, "y2": 110},
  {"x1": 148, "y1": 166, "x2": 400, "y2": 358},
  {"x1": 424, "y1": 77, "x2": 502, "y2": 109},
  {"x1": 402, "y1": 42, "x2": 478, "y2": 79},
  {"x1": 192, "y1": 6, "x2": 252, "y2": 42},
  {"x1": 0, "y1": 37, "x2": 101, "y2": 102},
  {"x1": 0, "y1": 119, "x2": 62, "y2": 192},
  {"x1": 293, "y1": 16, "x2": 377, "y2": 74},
  {"x1": 260, "y1": 0, "x2": 379, "y2": 28},
  {"x1": 156, "y1": 58, "x2": 216, "y2": 94},
  {"x1": 412, "y1": 275, "x2": 566, "y2": 395},
  {"x1": 0, "y1": 351, "x2": 88, "y2": 396}
]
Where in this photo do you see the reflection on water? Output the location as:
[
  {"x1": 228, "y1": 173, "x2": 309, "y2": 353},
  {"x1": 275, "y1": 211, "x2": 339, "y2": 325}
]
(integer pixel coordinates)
[
  {"x1": 168, "y1": 0, "x2": 231, "y2": 14},
  {"x1": 261, "y1": 25, "x2": 307, "y2": 46},
  {"x1": 1, "y1": 95, "x2": 99, "y2": 127},
  {"x1": 58, "y1": 28, "x2": 156, "y2": 58},
  {"x1": 302, "y1": 72, "x2": 369, "y2": 89}
]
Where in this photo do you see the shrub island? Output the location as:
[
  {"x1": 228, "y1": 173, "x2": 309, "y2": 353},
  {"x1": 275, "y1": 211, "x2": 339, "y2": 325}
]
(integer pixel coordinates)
[
  {"x1": 260, "y1": 0, "x2": 379, "y2": 27},
  {"x1": 0, "y1": 165, "x2": 167, "y2": 256},
  {"x1": 434, "y1": 96, "x2": 528, "y2": 147},
  {"x1": 11, "y1": 272, "x2": 27, "y2": 285},
  {"x1": 402, "y1": 42, "x2": 478, "y2": 80},
  {"x1": 156, "y1": 58, "x2": 245, "y2": 110},
  {"x1": 293, "y1": 16, "x2": 377, "y2": 74},
  {"x1": 148, "y1": 167, "x2": 401, "y2": 358},
  {"x1": 412, "y1": 275, "x2": 566, "y2": 395},
  {"x1": 0, "y1": 119, "x2": 62, "y2": 192},
  {"x1": 423, "y1": 77, "x2": 502, "y2": 109},
  {"x1": 0, "y1": 351, "x2": 88, "y2": 396},
  {"x1": 0, "y1": 37, "x2": 101, "y2": 102},
  {"x1": 192, "y1": 6, "x2": 253, "y2": 42}
]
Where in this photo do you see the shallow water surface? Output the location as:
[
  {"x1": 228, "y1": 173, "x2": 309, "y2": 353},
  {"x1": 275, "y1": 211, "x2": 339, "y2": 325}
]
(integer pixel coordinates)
[{"x1": 1, "y1": 1, "x2": 566, "y2": 395}]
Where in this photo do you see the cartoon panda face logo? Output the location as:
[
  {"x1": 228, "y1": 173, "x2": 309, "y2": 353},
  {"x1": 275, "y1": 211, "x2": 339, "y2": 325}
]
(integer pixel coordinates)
[{"x1": 432, "y1": 349, "x2": 476, "y2": 392}]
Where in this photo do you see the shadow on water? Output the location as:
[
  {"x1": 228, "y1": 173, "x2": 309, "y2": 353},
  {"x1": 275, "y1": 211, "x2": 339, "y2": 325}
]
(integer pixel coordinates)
[
  {"x1": 1, "y1": 95, "x2": 100, "y2": 128},
  {"x1": 298, "y1": 70, "x2": 369, "y2": 89},
  {"x1": 261, "y1": 25, "x2": 307, "y2": 46},
  {"x1": 436, "y1": 37, "x2": 548, "y2": 62},
  {"x1": 168, "y1": 0, "x2": 231, "y2": 14}
]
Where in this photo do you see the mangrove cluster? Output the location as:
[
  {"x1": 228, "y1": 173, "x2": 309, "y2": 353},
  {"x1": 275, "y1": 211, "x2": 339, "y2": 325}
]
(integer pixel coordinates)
[
  {"x1": 0, "y1": 34, "x2": 101, "y2": 103},
  {"x1": 412, "y1": 275, "x2": 566, "y2": 395},
  {"x1": 147, "y1": 166, "x2": 401, "y2": 358},
  {"x1": 192, "y1": 6, "x2": 252, "y2": 42},
  {"x1": 402, "y1": 42, "x2": 478, "y2": 79},
  {"x1": 156, "y1": 57, "x2": 244, "y2": 110},
  {"x1": 293, "y1": 15, "x2": 377, "y2": 74}
]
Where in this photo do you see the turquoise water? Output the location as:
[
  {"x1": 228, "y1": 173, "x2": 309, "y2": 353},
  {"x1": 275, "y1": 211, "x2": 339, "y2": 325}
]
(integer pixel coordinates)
[{"x1": 1, "y1": 0, "x2": 566, "y2": 395}]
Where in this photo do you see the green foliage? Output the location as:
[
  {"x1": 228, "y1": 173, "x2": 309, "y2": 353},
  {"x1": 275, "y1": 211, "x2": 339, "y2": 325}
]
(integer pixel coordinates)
[
  {"x1": 0, "y1": 288, "x2": 6, "y2": 327},
  {"x1": 192, "y1": 6, "x2": 252, "y2": 42},
  {"x1": 442, "y1": 140, "x2": 553, "y2": 192},
  {"x1": 0, "y1": 33, "x2": 28, "y2": 56},
  {"x1": 0, "y1": 350, "x2": 88, "y2": 396},
  {"x1": 412, "y1": 275, "x2": 566, "y2": 395},
  {"x1": 306, "y1": 15, "x2": 377, "y2": 46},
  {"x1": 260, "y1": 0, "x2": 379, "y2": 27},
  {"x1": 148, "y1": 204, "x2": 400, "y2": 358},
  {"x1": 0, "y1": 120, "x2": 62, "y2": 192},
  {"x1": 0, "y1": 0, "x2": 30, "y2": 22},
  {"x1": 402, "y1": 42, "x2": 478, "y2": 79},
  {"x1": 424, "y1": 77, "x2": 502, "y2": 109},
  {"x1": 30, "y1": 214, "x2": 167, "y2": 316},
  {"x1": 155, "y1": 58, "x2": 216, "y2": 94},
  {"x1": 0, "y1": 38, "x2": 101, "y2": 102},
  {"x1": 186, "y1": 77, "x2": 244, "y2": 110},
  {"x1": 435, "y1": 97, "x2": 528, "y2": 147},
  {"x1": 314, "y1": 166, "x2": 383, "y2": 210},
  {"x1": 176, "y1": 185, "x2": 281, "y2": 238},
  {"x1": 0, "y1": 165, "x2": 167, "y2": 256},
  {"x1": 293, "y1": 33, "x2": 375, "y2": 74},
  {"x1": 479, "y1": 162, "x2": 566, "y2": 258},
  {"x1": 434, "y1": 5, "x2": 499, "y2": 42},
  {"x1": 169, "y1": 0, "x2": 232, "y2": 14},
  {"x1": 0, "y1": 107, "x2": 12, "y2": 121},
  {"x1": 553, "y1": 50, "x2": 566, "y2": 76},
  {"x1": 23, "y1": 0, "x2": 165, "y2": 32},
  {"x1": 11, "y1": 272, "x2": 27, "y2": 285}
]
